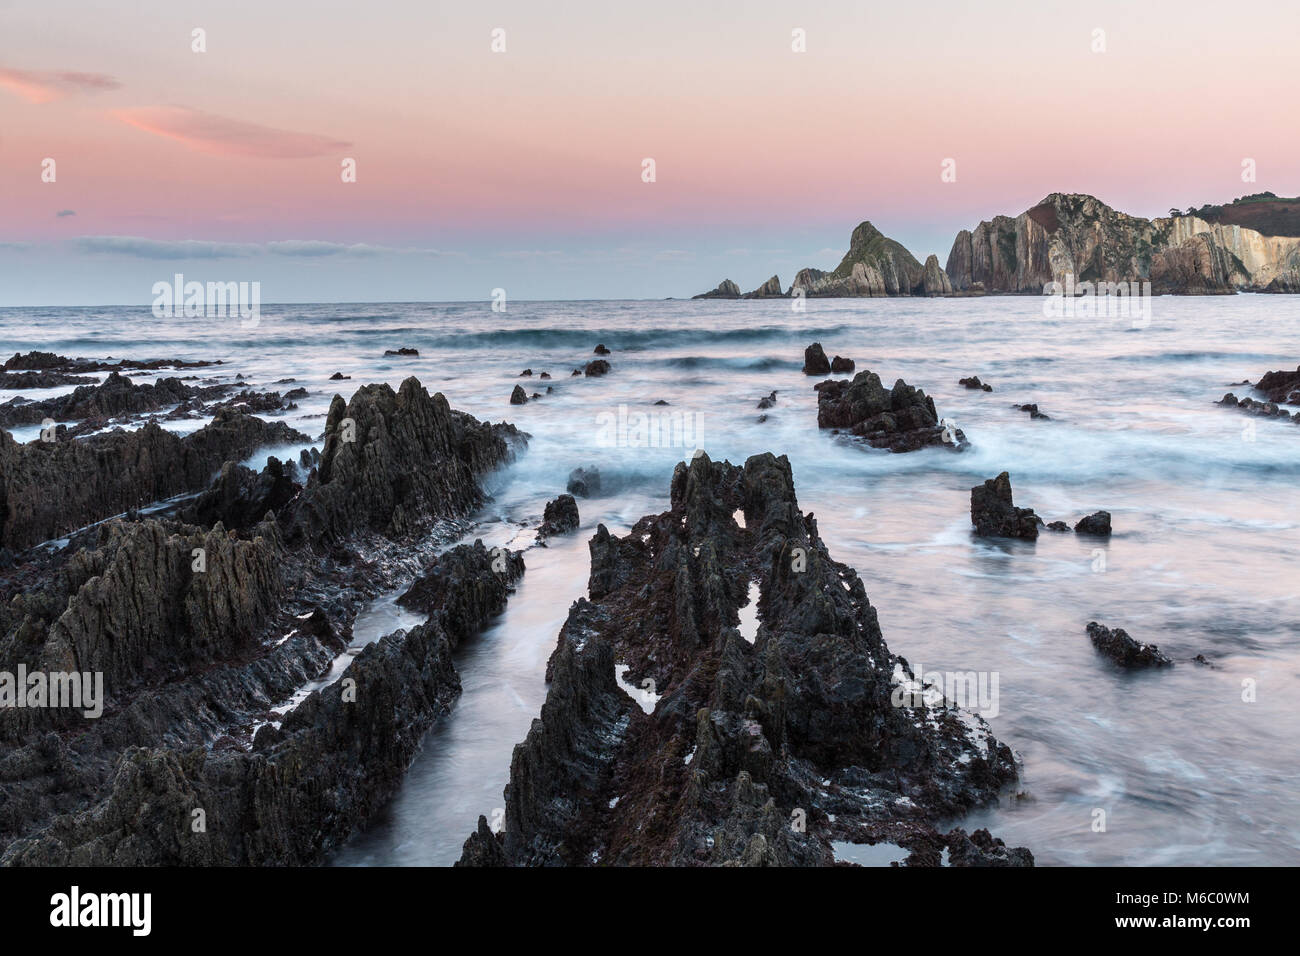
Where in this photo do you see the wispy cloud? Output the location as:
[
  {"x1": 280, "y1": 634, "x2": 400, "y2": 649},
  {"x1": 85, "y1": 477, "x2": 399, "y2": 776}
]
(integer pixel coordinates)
[
  {"x1": 0, "y1": 67, "x2": 120, "y2": 104},
  {"x1": 112, "y1": 106, "x2": 350, "y2": 159},
  {"x1": 55, "y1": 209, "x2": 76, "y2": 218},
  {"x1": 69, "y1": 236, "x2": 457, "y2": 259}
]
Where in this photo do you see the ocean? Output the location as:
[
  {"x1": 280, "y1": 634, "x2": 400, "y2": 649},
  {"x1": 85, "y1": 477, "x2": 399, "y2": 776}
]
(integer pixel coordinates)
[{"x1": 4, "y1": 294, "x2": 1298, "y2": 865}]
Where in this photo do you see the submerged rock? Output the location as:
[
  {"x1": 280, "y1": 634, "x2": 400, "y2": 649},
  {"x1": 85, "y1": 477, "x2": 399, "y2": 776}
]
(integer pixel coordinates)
[
  {"x1": 566, "y1": 466, "x2": 601, "y2": 498},
  {"x1": 816, "y1": 370, "x2": 966, "y2": 452},
  {"x1": 510, "y1": 385, "x2": 529, "y2": 405},
  {"x1": 1013, "y1": 403, "x2": 1051, "y2": 420},
  {"x1": 971, "y1": 472, "x2": 1039, "y2": 540},
  {"x1": 383, "y1": 347, "x2": 419, "y2": 357},
  {"x1": 584, "y1": 360, "x2": 611, "y2": 377},
  {"x1": 593, "y1": 344, "x2": 611, "y2": 355},
  {"x1": 1254, "y1": 366, "x2": 1300, "y2": 405},
  {"x1": 458, "y1": 452, "x2": 1028, "y2": 867},
  {"x1": 830, "y1": 355, "x2": 855, "y2": 373},
  {"x1": 959, "y1": 376, "x2": 993, "y2": 392},
  {"x1": 1086, "y1": 622, "x2": 1172, "y2": 668}
]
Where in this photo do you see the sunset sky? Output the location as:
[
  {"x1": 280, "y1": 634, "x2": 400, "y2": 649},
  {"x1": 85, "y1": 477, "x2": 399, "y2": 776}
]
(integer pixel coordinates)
[{"x1": 2, "y1": 0, "x2": 1298, "y2": 304}]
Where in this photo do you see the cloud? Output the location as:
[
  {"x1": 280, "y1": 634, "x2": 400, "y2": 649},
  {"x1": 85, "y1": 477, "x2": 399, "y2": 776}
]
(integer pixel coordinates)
[
  {"x1": 55, "y1": 209, "x2": 76, "y2": 218},
  {"x1": 68, "y1": 236, "x2": 457, "y2": 260},
  {"x1": 0, "y1": 67, "x2": 120, "y2": 104},
  {"x1": 112, "y1": 106, "x2": 350, "y2": 158}
]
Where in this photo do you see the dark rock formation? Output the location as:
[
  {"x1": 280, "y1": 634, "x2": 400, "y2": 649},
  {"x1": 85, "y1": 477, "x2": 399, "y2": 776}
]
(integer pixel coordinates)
[
  {"x1": 566, "y1": 467, "x2": 601, "y2": 498},
  {"x1": 538, "y1": 494, "x2": 580, "y2": 538},
  {"x1": 458, "y1": 453, "x2": 1027, "y2": 867},
  {"x1": 789, "y1": 222, "x2": 936, "y2": 297},
  {"x1": 510, "y1": 385, "x2": 529, "y2": 405},
  {"x1": 970, "y1": 473, "x2": 1039, "y2": 540},
  {"x1": 830, "y1": 355, "x2": 855, "y2": 373},
  {"x1": 1086, "y1": 622, "x2": 1172, "y2": 668},
  {"x1": 756, "y1": 391, "x2": 777, "y2": 410},
  {"x1": 584, "y1": 360, "x2": 611, "y2": 377},
  {"x1": 802, "y1": 343, "x2": 831, "y2": 376},
  {"x1": 1074, "y1": 511, "x2": 1112, "y2": 536},
  {"x1": 741, "y1": 275, "x2": 784, "y2": 299},
  {"x1": 1013, "y1": 403, "x2": 1050, "y2": 420},
  {"x1": 1217, "y1": 393, "x2": 1294, "y2": 419},
  {"x1": 329, "y1": 371, "x2": 350, "y2": 380},
  {"x1": 816, "y1": 371, "x2": 966, "y2": 453},
  {"x1": 959, "y1": 376, "x2": 993, "y2": 392},
  {"x1": 179, "y1": 457, "x2": 299, "y2": 531},
  {"x1": 1254, "y1": 366, "x2": 1300, "y2": 405},
  {"x1": 0, "y1": 409, "x2": 309, "y2": 552},
  {"x1": 383, "y1": 347, "x2": 419, "y2": 357},
  {"x1": 692, "y1": 279, "x2": 741, "y2": 300},
  {"x1": 0, "y1": 371, "x2": 232, "y2": 428},
  {"x1": 1045, "y1": 521, "x2": 1070, "y2": 533},
  {"x1": 593, "y1": 345, "x2": 611, "y2": 355}
]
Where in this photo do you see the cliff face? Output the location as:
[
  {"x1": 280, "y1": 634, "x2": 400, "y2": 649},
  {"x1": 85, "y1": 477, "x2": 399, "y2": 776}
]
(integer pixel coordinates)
[{"x1": 944, "y1": 193, "x2": 1300, "y2": 294}]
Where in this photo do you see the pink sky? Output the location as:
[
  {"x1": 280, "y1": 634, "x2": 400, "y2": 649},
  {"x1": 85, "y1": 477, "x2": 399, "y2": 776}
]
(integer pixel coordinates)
[{"x1": 2, "y1": 0, "x2": 1299, "y2": 301}]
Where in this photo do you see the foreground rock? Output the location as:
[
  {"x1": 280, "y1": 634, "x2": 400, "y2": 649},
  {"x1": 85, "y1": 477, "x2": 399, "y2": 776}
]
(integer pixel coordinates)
[
  {"x1": 959, "y1": 376, "x2": 993, "y2": 392},
  {"x1": 816, "y1": 370, "x2": 966, "y2": 452},
  {"x1": 459, "y1": 453, "x2": 1027, "y2": 866},
  {"x1": 584, "y1": 359, "x2": 611, "y2": 377},
  {"x1": 802, "y1": 343, "x2": 831, "y2": 375},
  {"x1": 0, "y1": 409, "x2": 309, "y2": 552},
  {"x1": 1074, "y1": 511, "x2": 1112, "y2": 536},
  {"x1": 1254, "y1": 366, "x2": 1300, "y2": 404},
  {"x1": 971, "y1": 473, "x2": 1039, "y2": 540},
  {"x1": 1086, "y1": 622, "x2": 1172, "y2": 668},
  {"x1": 537, "y1": 494, "x2": 579, "y2": 539},
  {"x1": 0, "y1": 376, "x2": 525, "y2": 865}
]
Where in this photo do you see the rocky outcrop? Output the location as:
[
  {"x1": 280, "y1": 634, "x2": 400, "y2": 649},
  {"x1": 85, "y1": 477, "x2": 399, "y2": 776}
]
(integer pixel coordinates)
[
  {"x1": 566, "y1": 467, "x2": 601, "y2": 498},
  {"x1": 179, "y1": 457, "x2": 300, "y2": 531},
  {"x1": 970, "y1": 473, "x2": 1039, "y2": 540},
  {"x1": 1086, "y1": 622, "x2": 1172, "y2": 668},
  {"x1": 790, "y1": 222, "x2": 937, "y2": 297},
  {"x1": 538, "y1": 495, "x2": 579, "y2": 539},
  {"x1": 0, "y1": 409, "x2": 309, "y2": 552},
  {"x1": 830, "y1": 355, "x2": 855, "y2": 373},
  {"x1": 1254, "y1": 366, "x2": 1300, "y2": 405},
  {"x1": 584, "y1": 360, "x2": 611, "y2": 377},
  {"x1": 0, "y1": 372, "x2": 233, "y2": 428},
  {"x1": 0, "y1": 376, "x2": 526, "y2": 865},
  {"x1": 1074, "y1": 512, "x2": 1112, "y2": 536},
  {"x1": 959, "y1": 376, "x2": 993, "y2": 392},
  {"x1": 815, "y1": 371, "x2": 965, "y2": 453},
  {"x1": 921, "y1": 254, "x2": 952, "y2": 295},
  {"x1": 742, "y1": 275, "x2": 784, "y2": 299},
  {"x1": 691, "y1": 279, "x2": 741, "y2": 300},
  {"x1": 290, "y1": 378, "x2": 519, "y2": 544},
  {"x1": 510, "y1": 385, "x2": 528, "y2": 405},
  {"x1": 459, "y1": 453, "x2": 1028, "y2": 866},
  {"x1": 802, "y1": 343, "x2": 831, "y2": 376},
  {"x1": 945, "y1": 192, "x2": 1300, "y2": 295}
]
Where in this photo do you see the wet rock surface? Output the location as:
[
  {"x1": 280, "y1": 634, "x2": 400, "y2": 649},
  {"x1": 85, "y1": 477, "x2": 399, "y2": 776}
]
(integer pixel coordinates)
[
  {"x1": 958, "y1": 376, "x2": 993, "y2": 392},
  {"x1": 538, "y1": 494, "x2": 580, "y2": 539},
  {"x1": 1074, "y1": 511, "x2": 1112, "y2": 536},
  {"x1": 1086, "y1": 622, "x2": 1172, "y2": 668},
  {"x1": 566, "y1": 466, "x2": 601, "y2": 498},
  {"x1": 802, "y1": 343, "x2": 831, "y2": 375},
  {"x1": 1252, "y1": 365, "x2": 1300, "y2": 405},
  {"x1": 816, "y1": 370, "x2": 966, "y2": 453},
  {"x1": 971, "y1": 472, "x2": 1040, "y2": 540},
  {"x1": 458, "y1": 453, "x2": 1027, "y2": 867},
  {"x1": 0, "y1": 375, "x2": 525, "y2": 865}
]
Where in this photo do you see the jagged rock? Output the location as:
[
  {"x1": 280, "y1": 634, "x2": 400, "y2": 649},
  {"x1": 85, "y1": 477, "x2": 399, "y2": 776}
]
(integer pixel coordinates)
[
  {"x1": 0, "y1": 370, "x2": 97, "y2": 389},
  {"x1": 1217, "y1": 393, "x2": 1293, "y2": 418},
  {"x1": 830, "y1": 355, "x2": 855, "y2": 373},
  {"x1": 742, "y1": 275, "x2": 784, "y2": 299},
  {"x1": 329, "y1": 372, "x2": 350, "y2": 380},
  {"x1": 790, "y1": 222, "x2": 929, "y2": 297},
  {"x1": 566, "y1": 467, "x2": 600, "y2": 498},
  {"x1": 802, "y1": 343, "x2": 831, "y2": 375},
  {"x1": 289, "y1": 377, "x2": 520, "y2": 543},
  {"x1": 179, "y1": 458, "x2": 299, "y2": 530},
  {"x1": 0, "y1": 409, "x2": 310, "y2": 552},
  {"x1": 0, "y1": 371, "x2": 232, "y2": 428},
  {"x1": 692, "y1": 280, "x2": 741, "y2": 300},
  {"x1": 458, "y1": 452, "x2": 1028, "y2": 867},
  {"x1": 1014, "y1": 403, "x2": 1050, "y2": 420},
  {"x1": 756, "y1": 391, "x2": 777, "y2": 410},
  {"x1": 1254, "y1": 366, "x2": 1300, "y2": 405},
  {"x1": 816, "y1": 370, "x2": 965, "y2": 452},
  {"x1": 959, "y1": 376, "x2": 993, "y2": 392},
  {"x1": 971, "y1": 473, "x2": 1039, "y2": 540},
  {"x1": 2, "y1": 352, "x2": 216, "y2": 374},
  {"x1": 1086, "y1": 622, "x2": 1172, "y2": 668},
  {"x1": 584, "y1": 360, "x2": 611, "y2": 377},
  {"x1": 1074, "y1": 511, "x2": 1112, "y2": 536},
  {"x1": 383, "y1": 347, "x2": 419, "y2": 357},
  {"x1": 510, "y1": 385, "x2": 529, "y2": 405},
  {"x1": 1045, "y1": 521, "x2": 1071, "y2": 532},
  {"x1": 397, "y1": 541, "x2": 524, "y2": 645},
  {"x1": 921, "y1": 254, "x2": 953, "y2": 295},
  {"x1": 519, "y1": 369, "x2": 532, "y2": 377},
  {"x1": 538, "y1": 494, "x2": 580, "y2": 538},
  {"x1": 594, "y1": 345, "x2": 611, "y2": 355}
]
